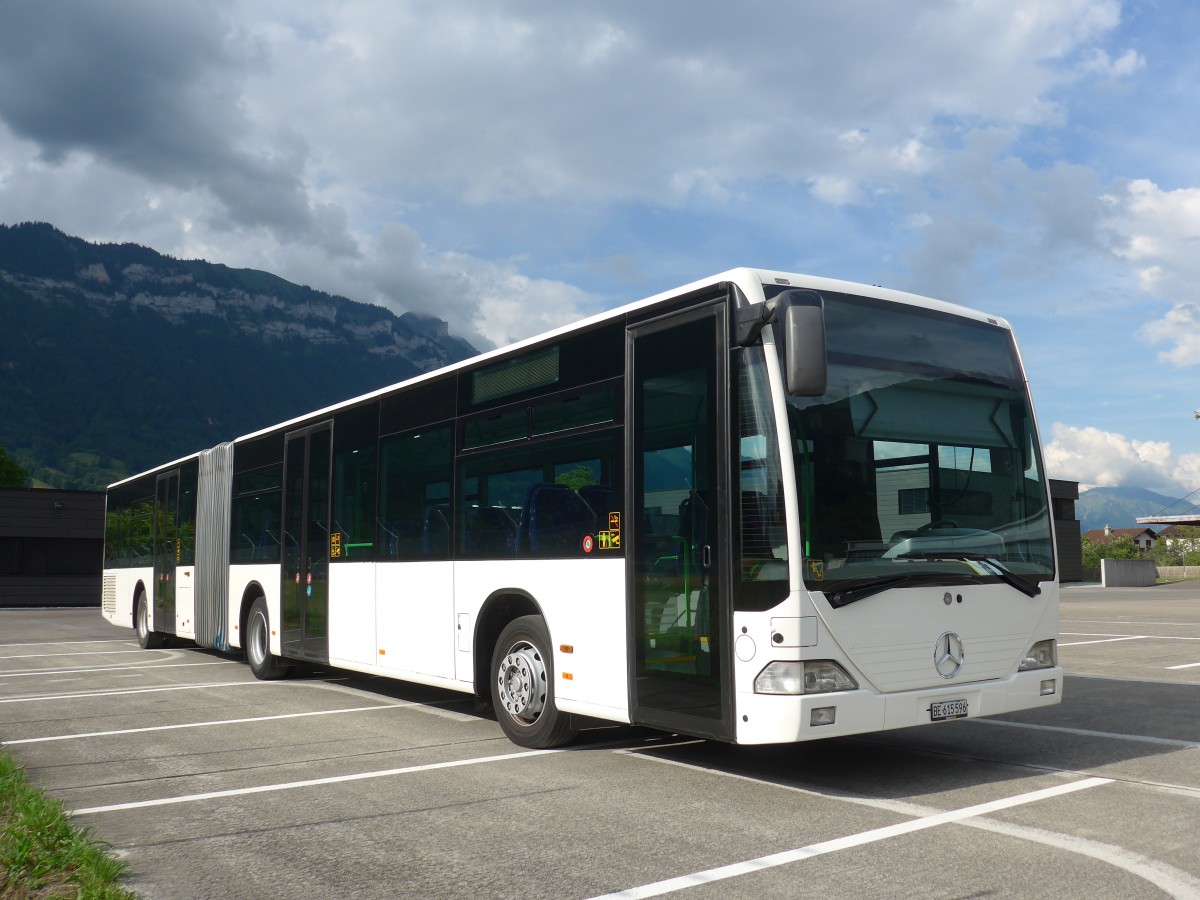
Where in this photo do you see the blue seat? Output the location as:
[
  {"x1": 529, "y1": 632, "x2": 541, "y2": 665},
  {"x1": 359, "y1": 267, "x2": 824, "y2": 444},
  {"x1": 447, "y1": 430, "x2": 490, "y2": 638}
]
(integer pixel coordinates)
[
  {"x1": 422, "y1": 504, "x2": 450, "y2": 556},
  {"x1": 466, "y1": 506, "x2": 516, "y2": 556},
  {"x1": 519, "y1": 483, "x2": 596, "y2": 555}
]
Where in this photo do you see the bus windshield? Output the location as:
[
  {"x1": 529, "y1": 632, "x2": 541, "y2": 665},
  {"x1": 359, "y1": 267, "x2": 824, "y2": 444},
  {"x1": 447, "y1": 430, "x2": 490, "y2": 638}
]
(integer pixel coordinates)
[{"x1": 781, "y1": 290, "x2": 1054, "y2": 601}]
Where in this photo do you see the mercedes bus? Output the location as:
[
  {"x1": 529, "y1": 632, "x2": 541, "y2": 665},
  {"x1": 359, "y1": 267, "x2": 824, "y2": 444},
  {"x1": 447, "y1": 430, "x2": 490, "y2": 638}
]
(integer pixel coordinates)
[{"x1": 101, "y1": 268, "x2": 1062, "y2": 748}]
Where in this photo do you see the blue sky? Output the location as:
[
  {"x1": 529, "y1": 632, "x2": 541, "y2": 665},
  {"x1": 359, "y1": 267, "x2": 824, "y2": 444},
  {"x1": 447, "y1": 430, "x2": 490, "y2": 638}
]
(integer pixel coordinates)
[{"x1": 1, "y1": 1, "x2": 1197, "y2": 498}]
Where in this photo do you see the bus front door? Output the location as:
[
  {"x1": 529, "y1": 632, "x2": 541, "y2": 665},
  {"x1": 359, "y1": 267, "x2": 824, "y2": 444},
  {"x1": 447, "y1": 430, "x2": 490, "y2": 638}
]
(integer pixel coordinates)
[
  {"x1": 628, "y1": 302, "x2": 732, "y2": 741},
  {"x1": 281, "y1": 423, "x2": 332, "y2": 661},
  {"x1": 152, "y1": 470, "x2": 179, "y2": 635}
]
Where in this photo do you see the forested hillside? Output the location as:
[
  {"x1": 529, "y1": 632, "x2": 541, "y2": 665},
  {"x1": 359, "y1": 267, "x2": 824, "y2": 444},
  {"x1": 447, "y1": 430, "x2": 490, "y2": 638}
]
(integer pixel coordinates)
[{"x1": 0, "y1": 223, "x2": 476, "y2": 488}]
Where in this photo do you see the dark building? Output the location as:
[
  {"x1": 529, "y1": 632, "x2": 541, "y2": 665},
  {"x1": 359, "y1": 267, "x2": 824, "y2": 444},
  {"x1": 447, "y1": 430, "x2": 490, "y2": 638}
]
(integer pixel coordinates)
[
  {"x1": 0, "y1": 488, "x2": 104, "y2": 608},
  {"x1": 1050, "y1": 479, "x2": 1083, "y2": 583}
]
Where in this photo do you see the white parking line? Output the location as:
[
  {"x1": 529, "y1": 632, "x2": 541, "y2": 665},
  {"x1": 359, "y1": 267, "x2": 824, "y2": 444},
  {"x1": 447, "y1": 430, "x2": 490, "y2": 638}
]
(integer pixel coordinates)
[
  {"x1": 0, "y1": 680, "x2": 274, "y2": 704},
  {"x1": 614, "y1": 746, "x2": 1200, "y2": 897},
  {"x1": 0, "y1": 639, "x2": 132, "y2": 648},
  {"x1": 0, "y1": 660, "x2": 236, "y2": 679},
  {"x1": 1, "y1": 703, "x2": 409, "y2": 745},
  {"x1": 590, "y1": 778, "x2": 1113, "y2": 898},
  {"x1": 0, "y1": 649, "x2": 147, "y2": 660},
  {"x1": 72, "y1": 747, "x2": 561, "y2": 816},
  {"x1": 1167, "y1": 661, "x2": 1200, "y2": 670},
  {"x1": 974, "y1": 718, "x2": 1200, "y2": 750},
  {"x1": 1063, "y1": 619, "x2": 1200, "y2": 628},
  {"x1": 1058, "y1": 636, "x2": 1146, "y2": 647}
]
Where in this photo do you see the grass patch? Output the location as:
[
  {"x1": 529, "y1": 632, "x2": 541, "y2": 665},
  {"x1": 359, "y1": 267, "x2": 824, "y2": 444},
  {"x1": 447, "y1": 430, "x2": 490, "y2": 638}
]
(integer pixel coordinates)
[{"x1": 1, "y1": 752, "x2": 134, "y2": 899}]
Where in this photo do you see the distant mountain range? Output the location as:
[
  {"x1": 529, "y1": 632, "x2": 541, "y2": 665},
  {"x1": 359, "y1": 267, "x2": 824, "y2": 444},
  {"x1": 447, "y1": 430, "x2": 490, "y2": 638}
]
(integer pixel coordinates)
[
  {"x1": 1075, "y1": 485, "x2": 1198, "y2": 534},
  {"x1": 0, "y1": 222, "x2": 476, "y2": 489}
]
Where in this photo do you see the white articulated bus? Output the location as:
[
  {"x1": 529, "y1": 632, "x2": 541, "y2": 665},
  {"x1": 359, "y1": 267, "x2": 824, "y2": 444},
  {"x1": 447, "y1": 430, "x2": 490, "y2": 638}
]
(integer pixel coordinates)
[{"x1": 101, "y1": 268, "x2": 1061, "y2": 748}]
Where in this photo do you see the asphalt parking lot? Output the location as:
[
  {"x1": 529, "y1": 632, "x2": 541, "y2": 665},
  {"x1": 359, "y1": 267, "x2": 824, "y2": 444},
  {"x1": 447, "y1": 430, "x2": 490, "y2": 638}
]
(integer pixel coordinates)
[{"x1": 2, "y1": 582, "x2": 1198, "y2": 899}]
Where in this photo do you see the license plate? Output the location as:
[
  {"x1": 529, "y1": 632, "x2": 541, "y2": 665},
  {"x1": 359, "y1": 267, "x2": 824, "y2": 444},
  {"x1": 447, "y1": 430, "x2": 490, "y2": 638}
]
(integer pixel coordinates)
[{"x1": 930, "y1": 698, "x2": 969, "y2": 722}]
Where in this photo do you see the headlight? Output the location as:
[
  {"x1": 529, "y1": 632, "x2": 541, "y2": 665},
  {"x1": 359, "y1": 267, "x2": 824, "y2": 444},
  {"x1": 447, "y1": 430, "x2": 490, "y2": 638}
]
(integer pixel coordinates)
[
  {"x1": 1018, "y1": 639, "x2": 1058, "y2": 671},
  {"x1": 755, "y1": 660, "x2": 857, "y2": 695}
]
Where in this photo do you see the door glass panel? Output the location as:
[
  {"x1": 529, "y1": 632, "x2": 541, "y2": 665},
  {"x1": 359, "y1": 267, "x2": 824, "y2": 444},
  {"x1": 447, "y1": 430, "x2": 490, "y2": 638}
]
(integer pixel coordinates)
[
  {"x1": 281, "y1": 427, "x2": 332, "y2": 658},
  {"x1": 281, "y1": 437, "x2": 305, "y2": 648},
  {"x1": 305, "y1": 428, "x2": 331, "y2": 656},
  {"x1": 153, "y1": 472, "x2": 178, "y2": 632},
  {"x1": 632, "y1": 312, "x2": 725, "y2": 726}
]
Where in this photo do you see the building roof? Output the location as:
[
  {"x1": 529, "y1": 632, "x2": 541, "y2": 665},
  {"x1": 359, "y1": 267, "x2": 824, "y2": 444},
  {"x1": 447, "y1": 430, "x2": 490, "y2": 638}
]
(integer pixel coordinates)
[
  {"x1": 1156, "y1": 523, "x2": 1199, "y2": 537},
  {"x1": 1082, "y1": 526, "x2": 1157, "y2": 542}
]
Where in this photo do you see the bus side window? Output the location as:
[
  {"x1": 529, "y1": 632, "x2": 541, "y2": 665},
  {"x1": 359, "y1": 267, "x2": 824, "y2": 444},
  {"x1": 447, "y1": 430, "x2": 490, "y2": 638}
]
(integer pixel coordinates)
[
  {"x1": 378, "y1": 424, "x2": 453, "y2": 561},
  {"x1": 459, "y1": 432, "x2": 621, "y2": 560}
]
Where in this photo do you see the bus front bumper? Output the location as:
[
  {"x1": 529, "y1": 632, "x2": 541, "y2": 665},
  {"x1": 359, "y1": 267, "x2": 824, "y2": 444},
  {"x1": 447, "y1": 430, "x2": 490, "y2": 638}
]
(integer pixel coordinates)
[{"x1": 733, "y1": 666, "x2": 1064, "y2": 744}]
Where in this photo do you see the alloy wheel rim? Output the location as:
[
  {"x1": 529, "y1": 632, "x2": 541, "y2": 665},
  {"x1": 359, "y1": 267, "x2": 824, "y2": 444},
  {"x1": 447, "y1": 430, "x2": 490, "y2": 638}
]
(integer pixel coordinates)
[{"x1": 497, "y1": 641, "x2": 546, "y2": 725}]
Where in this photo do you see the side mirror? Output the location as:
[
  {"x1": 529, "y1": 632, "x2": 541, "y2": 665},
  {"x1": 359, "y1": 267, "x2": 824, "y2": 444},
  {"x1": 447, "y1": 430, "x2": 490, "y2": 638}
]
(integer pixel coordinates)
[{"x1": 777, "y1": 290, "x2": 827, "y2": 396}]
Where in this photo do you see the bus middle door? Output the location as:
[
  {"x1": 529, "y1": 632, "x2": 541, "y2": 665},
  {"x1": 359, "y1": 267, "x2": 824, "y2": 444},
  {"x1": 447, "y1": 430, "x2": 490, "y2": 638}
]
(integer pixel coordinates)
[{"x1": 282, "y1": 423, "x2": 332, "y2": 661}]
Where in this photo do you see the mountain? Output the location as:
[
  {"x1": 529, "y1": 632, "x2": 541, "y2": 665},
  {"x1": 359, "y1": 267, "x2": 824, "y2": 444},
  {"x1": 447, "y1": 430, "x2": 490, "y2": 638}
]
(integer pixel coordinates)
[
  {"x1": 0, "y1": 222, "x2": 476, "y2": 489},
  {"x1": 1076, "y1": 486, "x2": 1187, "y2": 534}
]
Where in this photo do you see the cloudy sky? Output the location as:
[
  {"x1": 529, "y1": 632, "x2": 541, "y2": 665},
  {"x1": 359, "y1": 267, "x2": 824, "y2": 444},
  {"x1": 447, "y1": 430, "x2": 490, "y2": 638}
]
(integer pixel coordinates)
[{"x1": 1, "y1": 1, "x2": 1198, "y2": 500}]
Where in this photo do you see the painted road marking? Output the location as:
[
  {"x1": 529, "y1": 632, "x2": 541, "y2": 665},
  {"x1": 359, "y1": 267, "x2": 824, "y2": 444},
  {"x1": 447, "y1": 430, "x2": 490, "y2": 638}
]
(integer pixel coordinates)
[
  {"x1": 973, "y1": 718, "x2": 1200, "y2": 750},
  {"x1": 0, "y1": 680, "x2": 275, "y2": 704},
  {"x1": 1058, "y1": 636, "x2": 1146, "y2": 647},
  {"x1": 614, "y1": 746, "x2": 1200, "y2": 897},
  {"x1": 1, "y1": 703, "x2": 409, "y2": 745},
  {"x1": 71, "y1": 748, "x2": 563, "y2": 815},
  {"x1": 1167, "y1": 661, "x2": 1200, "y2": 670},
  {"x1": 0, "y1": 649, "x2": 148, "y2": 660},
  {"x1": 590, "y1": 778, "x2": 1112, "y2": 898},
  {"x1": 0, "y1": 660, "x2": 237, "y2": 679},
  {"x1": 0, "y1": 639, "x2": 133, "y2": 648}
]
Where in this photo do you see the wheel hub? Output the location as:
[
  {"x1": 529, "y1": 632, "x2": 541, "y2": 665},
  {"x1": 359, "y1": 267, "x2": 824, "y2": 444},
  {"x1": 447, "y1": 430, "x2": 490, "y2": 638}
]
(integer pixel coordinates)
[{"x1": 498, "y1": 646, "x2": 545, "y2": 723}]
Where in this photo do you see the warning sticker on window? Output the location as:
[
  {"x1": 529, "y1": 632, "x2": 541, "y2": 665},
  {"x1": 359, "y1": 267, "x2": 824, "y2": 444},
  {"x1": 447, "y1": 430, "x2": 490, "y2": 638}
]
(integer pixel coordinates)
[{"x1": 598, "y1": 512, "x2": 621, "y2": 550}]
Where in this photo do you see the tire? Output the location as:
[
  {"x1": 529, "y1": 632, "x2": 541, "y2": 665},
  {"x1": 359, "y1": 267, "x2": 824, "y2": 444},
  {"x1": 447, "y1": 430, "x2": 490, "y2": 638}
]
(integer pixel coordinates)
[
  {"x1": 245, "y1": 597, "x2": 288, "y2": 680},
  {"x1": 491, "y1": 615, "x2": 577, "y2": 749},
  {"x1": 135, "y1": 589, "x2": 164, "y2": 649}
]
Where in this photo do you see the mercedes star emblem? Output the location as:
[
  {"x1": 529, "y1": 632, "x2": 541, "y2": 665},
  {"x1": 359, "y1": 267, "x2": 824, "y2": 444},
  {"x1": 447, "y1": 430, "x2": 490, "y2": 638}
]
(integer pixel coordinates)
[{"x1": 934, "y1": 631, "x2": 965, "y2": 678}]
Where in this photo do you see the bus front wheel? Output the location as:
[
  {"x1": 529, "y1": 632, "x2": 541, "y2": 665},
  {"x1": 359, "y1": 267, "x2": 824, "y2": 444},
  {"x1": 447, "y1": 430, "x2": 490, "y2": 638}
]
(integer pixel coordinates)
[
  {"x1": 491, "y1": 616, "x2": 577, "y2": 749},
  {"x1": 246, "y1": 597, "x2": 288, "y2": 680},
  {"x1": 135, "y1": 589, "x2": 164, "y2": 650}
]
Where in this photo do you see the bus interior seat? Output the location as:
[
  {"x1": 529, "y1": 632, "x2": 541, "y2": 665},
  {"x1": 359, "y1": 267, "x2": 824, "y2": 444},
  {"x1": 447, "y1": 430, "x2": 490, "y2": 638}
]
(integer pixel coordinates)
[
  {"x1": 519, "y1": 483, "x2": 595, "y2": 554},
  {"x1": 578, "y1": 485, "x2": 615, "y2": 519},
  {"x1": 467, "y1": 506, "x2": 516, "y2": 555},
  {"x1": 422, "y1": 504, "x2": 450, "y2": 556}
]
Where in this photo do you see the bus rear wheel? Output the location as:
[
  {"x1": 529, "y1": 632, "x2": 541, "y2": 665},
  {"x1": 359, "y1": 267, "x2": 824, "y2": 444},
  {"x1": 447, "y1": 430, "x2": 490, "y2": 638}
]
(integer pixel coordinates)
[
  {"x1": 491, "y1": 616, "x2": 577, "y2": 749},
  {"x1": 246, "y1": 597, "x2": 288, "y2": 680},
  {"x1": 135, "y1": 589, "x2": 164, "y2": 650}
]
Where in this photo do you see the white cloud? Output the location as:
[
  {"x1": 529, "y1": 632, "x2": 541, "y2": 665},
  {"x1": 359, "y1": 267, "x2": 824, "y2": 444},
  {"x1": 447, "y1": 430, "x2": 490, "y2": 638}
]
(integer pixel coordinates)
[
  {"x1": 808, "y1": 176, "x2": 863, "y2": 207},
  {"x1": 0, "y1": 0, "x2": 1163, "y2": 350},
  {"x1": 1043, "y1": 423, "x2": 1196, "y2": 493},
  {"x1": 1140, "y1": 302, "x2": 1200, "y2": 368},
  {"x1": 1094, "y1": 178, "x2": 1200, "y2": 368},
  {"x1": 1081, "y1": 47, "x2": 1145, "y2": 77}
]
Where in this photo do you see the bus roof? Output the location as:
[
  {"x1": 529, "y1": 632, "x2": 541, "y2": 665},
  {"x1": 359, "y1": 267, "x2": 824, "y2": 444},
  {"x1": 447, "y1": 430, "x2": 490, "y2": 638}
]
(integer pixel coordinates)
[{"x1": 107, "y1": 268, "x2": 1011, "y2": 490}]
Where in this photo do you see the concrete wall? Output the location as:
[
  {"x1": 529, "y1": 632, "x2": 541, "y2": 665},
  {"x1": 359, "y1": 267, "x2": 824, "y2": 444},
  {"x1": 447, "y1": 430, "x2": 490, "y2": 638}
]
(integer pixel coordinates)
[
  {"x1": 1100, "y1": 558, "x2": 1158, "y2": 588},
  {"x1": 1155, "y1": 566, "x2": 1200, "y2": 580}
]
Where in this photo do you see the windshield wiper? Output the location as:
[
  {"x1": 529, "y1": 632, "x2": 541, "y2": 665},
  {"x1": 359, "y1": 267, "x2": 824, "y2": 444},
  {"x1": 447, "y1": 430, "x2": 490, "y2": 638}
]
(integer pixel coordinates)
[
  {"x1": 894, "y1": 551, "x2": 1041, "y2": 597},
  {"x1": 824, "y1": 574, "x2": 928, "y2": 608}
]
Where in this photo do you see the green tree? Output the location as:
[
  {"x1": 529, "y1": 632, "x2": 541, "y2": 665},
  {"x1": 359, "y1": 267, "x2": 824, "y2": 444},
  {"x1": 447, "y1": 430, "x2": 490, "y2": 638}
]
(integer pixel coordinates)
[
  {"x1": 0, "y1": 445, "x2": 28, "y2": 488},
  {"x1": 1081, "y1": 533, "x2": 1138, "y2": 568},
  {"x1": 554, "y1": 464, "x2": 598, "y2": 492},
  {"x1": 1150, "y1": 526, "x2": 1200, "y2": 567}
]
